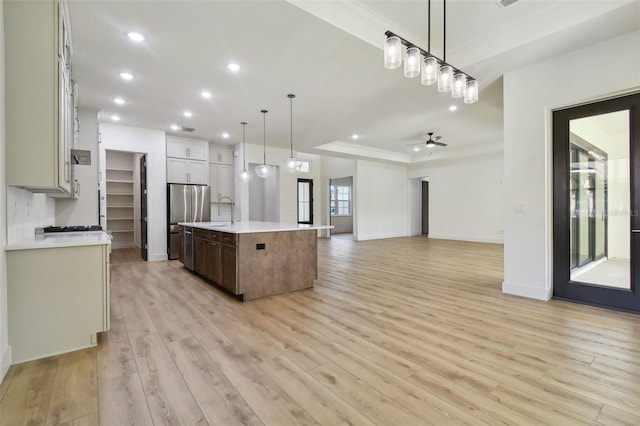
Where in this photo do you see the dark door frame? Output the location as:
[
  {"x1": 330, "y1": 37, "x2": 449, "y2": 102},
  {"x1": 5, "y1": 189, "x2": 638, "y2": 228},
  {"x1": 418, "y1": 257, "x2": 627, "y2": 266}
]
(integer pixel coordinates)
[
  {"x1": 297, "y1": 178, "x2": 313, "y2": 224},
  {"x1": 140, "y1": 154, "x2": 148, "y2": 261},
  {"x1": 552, "y1": 92, "x2": 640, "y2": 313}
]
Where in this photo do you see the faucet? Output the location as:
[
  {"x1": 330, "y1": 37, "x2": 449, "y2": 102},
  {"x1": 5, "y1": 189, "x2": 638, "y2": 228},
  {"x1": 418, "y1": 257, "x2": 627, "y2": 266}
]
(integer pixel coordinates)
[{"x1": 217, "y1": 196, "x2": 234, "y2": 223}]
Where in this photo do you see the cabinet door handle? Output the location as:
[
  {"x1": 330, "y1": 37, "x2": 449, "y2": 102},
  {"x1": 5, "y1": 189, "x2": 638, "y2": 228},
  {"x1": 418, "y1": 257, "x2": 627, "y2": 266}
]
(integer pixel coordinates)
[
  {"x1": 632, "y1": 230, "x2": 640, "y2": 233},
  {"x1": 76, "y1": 180, "x2": 80, "y2": 196}
]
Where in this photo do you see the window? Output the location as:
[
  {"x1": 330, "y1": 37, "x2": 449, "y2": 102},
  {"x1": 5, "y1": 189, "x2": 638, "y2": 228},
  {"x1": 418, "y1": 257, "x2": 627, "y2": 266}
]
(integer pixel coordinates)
[
  {"x1": 298, "y1": 160, "x2": 311, "y2": 173},
  {"x1": 330, "y1": 185, "x2": 351, "y2": 216},
  {"x1": 297, "y1": 179, "x2": 313, "y2": 224}
]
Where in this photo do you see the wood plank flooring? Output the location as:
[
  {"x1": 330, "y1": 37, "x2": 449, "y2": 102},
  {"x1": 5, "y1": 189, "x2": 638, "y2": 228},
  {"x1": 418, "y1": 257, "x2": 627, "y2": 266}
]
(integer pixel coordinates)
[{"x1": 1, "y1": 236, "x2": 639, "y2": 425}]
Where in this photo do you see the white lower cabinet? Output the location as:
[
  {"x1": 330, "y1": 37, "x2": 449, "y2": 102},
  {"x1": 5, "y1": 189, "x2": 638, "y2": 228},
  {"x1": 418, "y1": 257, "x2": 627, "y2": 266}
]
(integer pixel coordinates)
[{"x1": 7, "y1": 243, "x2": 111, "y2": 363}]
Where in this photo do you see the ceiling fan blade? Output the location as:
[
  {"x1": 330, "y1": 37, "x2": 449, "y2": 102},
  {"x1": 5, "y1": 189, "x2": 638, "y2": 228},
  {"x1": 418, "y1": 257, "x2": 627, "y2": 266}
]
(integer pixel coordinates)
[
  {"x1": 434, "y1": 141, "x2": 448, "y2": 147},
  {"x1": 434, "y1": 136, "x2": 442, "y2": 141}
]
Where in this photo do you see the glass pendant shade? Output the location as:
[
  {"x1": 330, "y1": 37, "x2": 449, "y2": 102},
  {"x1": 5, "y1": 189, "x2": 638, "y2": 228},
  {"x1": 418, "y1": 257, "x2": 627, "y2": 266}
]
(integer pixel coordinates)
[
  {"x1": 464, "y1": 79, "x2": 478, "y2": 104},
  {"x1": 384, "y1": 36, "x2": 402, "y2": 69},
  {"x1": 255, "y1": 164, "x2": 275, "y2": 179},
  {"x1": 238, "y1": 169, "x2": 253, "y2": 183},
  {"x1": 404, "y1": 47, "x2": 421, "y2": 78},
  {"x1": 438, "y1": 65, "x2": 453, "y2": 92},
  {"x1": 283, "y1": 156, "x2": 299, "y2": 173},
  {"x1": 421, "y1": 56, "x2": 438, "y2": 85},
  {"x1": 452, "y1": 73, "x2": 466, "y2": 98}
]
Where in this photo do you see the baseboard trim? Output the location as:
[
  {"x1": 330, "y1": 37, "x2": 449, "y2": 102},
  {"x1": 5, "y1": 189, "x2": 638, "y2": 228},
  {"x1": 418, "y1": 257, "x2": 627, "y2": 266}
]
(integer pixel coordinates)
[
  {"x1": 428, "y1": 234, "x2": 504, "y2": 244},
  {"x1": 1, "y1": 345, "x2": 12, "y2": 383},
  {"x1": 355, "y1": 232, "x2": 408, "y2": 241},
  {"x1": 148, "y1": 253, "x2": 168, "y2": 262},
  {"x1": 502, "y1": 280, "x2": 552, "y2": 301}
]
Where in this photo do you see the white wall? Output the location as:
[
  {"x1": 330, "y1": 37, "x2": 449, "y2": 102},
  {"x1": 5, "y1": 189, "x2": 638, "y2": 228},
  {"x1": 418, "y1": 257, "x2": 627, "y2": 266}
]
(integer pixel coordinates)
[
  {"x1": 237, "y1": 143, "x2": 298, "y2": 223},
  {"x1": 354, "y1": 160, "x2": 408, "y2": 241},
  {"x1": 55, "y1": 108, "x2": 99, "y2": 225},
  {"x1": 409, "y1": 153, "x2": 504, "y2": 243},
  {"x1": 503, "y1": 30, "x2": 640, "y2": 301},
  {"x1": 0, "y1": 4, "x2": 9, "y2": 380},
  {"x1": 99, "y1": 123, "x2": 167, "y2": 261}
]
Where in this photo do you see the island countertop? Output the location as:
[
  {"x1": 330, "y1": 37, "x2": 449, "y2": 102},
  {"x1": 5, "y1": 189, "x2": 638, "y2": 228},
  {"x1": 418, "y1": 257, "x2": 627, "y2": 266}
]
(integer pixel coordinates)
[{"x1": 178, "y1": 221, "x2": 332, "y2": 234}]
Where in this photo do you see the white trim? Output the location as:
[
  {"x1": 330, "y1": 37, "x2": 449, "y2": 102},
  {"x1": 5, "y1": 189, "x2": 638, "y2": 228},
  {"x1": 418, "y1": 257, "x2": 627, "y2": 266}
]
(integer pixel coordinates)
[
  {"x1": 428, "y1": 234, "x2": 504, "y2": 244},
  {"x1": 355, "y1": 232, "x2": 409, "y2": 242},
  {"x1": 502, "y1": 280, "x2": 552, "y2": 301},
  {"x1": 1, "y1": 345, "x2": 12, "y2": 381}
]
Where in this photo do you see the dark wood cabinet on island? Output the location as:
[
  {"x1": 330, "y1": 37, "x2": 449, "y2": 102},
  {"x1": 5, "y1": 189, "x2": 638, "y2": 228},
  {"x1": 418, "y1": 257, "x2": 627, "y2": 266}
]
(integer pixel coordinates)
[{"x1": 179, "y1": 222, "x2": 331, "y2": 301}]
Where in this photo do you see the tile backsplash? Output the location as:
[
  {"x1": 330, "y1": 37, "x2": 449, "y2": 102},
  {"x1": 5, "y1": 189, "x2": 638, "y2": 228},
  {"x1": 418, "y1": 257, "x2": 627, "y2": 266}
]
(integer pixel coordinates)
[{"x1": 6, "y1": 186, "x2": 55, "y2": 244}]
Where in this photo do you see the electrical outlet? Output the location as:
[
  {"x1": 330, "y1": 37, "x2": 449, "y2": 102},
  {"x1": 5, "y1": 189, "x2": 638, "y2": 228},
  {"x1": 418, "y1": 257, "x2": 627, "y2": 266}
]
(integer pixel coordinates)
[{"x1": 513, "y1": 203, "x2": 525, "y2": 214}]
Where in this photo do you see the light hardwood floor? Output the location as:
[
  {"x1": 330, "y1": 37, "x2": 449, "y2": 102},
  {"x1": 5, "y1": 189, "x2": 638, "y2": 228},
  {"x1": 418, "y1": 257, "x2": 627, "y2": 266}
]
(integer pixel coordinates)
[{"x1": 1, "y1": 236, "x2": 639, "y2": 425}]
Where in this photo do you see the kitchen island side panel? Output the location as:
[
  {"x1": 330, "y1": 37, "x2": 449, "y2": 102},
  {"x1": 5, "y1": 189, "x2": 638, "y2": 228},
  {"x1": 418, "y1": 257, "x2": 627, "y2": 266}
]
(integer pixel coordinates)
[{"x1": 237, "y1": 230, "x2": 317, "y2": 301}]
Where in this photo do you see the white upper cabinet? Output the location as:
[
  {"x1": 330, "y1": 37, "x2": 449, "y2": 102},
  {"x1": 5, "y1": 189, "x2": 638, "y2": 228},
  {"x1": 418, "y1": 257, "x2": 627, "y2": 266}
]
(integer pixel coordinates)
[
  {"x1": 5, "y1": 0, "x2": 74, "y2": 196},
  {"x1": 167, "y1": 158, "x2": 208, "y2": 185},
  {"x1": 209, "y1": 143, "x2": 234, "y2": 165},
  {"x1": 167, "y1": 136, "x2": 209, "y2": 161},
  {"x1": 209, "y1": 164, "x2": 234, "y2": 201}
]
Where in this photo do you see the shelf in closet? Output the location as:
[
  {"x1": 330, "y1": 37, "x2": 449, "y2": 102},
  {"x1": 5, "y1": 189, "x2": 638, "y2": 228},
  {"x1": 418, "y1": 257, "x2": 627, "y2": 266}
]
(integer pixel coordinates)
[
  {"x1": 110, "y1": 229, "x2": 134, "y2": 233},
  {"x1": 107, "y1": 205, "x2": 134, "y2": 208},
  {"x1": 107, "y1": 217, "x2": 134, "y2": 221},
  {"x1": 106, "y1": 179, "x2": 133, "y2": 184},
  {"x1": 106, "y1": 192, "x2": 134, "y2": 196}
]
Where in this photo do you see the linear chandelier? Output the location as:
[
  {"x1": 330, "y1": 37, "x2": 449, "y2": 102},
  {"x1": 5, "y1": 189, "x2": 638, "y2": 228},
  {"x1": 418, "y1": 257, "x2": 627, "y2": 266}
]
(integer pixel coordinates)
[{"x1": 384, "y1": 0, "x2": 478, "y2": 104}]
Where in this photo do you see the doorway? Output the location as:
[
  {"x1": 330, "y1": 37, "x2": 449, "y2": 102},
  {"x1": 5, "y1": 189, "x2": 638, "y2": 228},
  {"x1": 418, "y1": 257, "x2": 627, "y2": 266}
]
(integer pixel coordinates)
[
  {"x1": 297, "y1": 178, "x2": 313, "y2": 224},
  {"x1": 422, "y1": 180, "x2": 429, "y2": 235},
  {"x1": 140, "y1": 154, "x2": 148, "y2": 261},
  {"x1": 552, "y1": 92, "x2": 640, "y2": 312},
  {"x1": 329, "y1": 177, "x2": 353, "y2": 236}
]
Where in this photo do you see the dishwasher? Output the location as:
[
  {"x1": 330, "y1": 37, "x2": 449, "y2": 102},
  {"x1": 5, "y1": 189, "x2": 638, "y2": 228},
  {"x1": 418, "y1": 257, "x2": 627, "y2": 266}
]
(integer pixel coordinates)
[{"x1": 184, "y1": 228, "x2": 194, "y2": 270}]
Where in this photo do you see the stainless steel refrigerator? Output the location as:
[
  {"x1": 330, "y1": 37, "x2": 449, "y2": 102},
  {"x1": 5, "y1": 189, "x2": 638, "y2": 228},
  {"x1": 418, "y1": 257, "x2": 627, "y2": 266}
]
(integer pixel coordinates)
[{"x1": 167, "y1": 184, "x2": 210, "y2": 260}]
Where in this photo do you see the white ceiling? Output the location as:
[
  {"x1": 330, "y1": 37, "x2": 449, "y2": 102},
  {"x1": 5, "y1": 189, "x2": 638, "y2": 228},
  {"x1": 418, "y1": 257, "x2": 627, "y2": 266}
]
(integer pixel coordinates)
[{"x1": 67, "y1": 0, "x2": 640, "y2": 164}]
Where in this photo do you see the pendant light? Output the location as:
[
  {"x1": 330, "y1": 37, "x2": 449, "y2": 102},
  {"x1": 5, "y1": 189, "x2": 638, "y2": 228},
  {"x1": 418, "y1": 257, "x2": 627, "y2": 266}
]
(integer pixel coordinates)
[
  {"x1": 282, "y1": 93, "x2": 301, "y2": 173},
  {"x1": 237, "y1": 121, "x2": 252, "y2": 183},
  {"x1": 255, "y1": 109, "x2": 275, "y2": 179},
  {"x1": 383, "y1": 0, "x2": 478, "y2": 103}
]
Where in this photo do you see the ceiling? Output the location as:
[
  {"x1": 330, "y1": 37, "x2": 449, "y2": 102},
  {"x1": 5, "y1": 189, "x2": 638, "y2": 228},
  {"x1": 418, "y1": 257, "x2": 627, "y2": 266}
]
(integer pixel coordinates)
[{"x1": 67, "y1": 0, "x2": 640, "y2": 164}]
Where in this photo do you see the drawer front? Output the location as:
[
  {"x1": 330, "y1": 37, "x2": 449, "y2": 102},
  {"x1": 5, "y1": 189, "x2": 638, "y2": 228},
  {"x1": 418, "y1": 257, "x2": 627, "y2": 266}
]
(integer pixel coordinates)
[
  {"x1": 193, "y1": 228, "x2": 218, "y2": 241},
  {"x1": 221, "y1": 232, "x2": 237, "y2": 246}
]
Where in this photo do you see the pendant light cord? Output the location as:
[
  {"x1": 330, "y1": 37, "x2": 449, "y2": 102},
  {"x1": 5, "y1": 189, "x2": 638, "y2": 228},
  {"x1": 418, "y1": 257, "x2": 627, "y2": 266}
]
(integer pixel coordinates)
[
  {"x1": 241, "y1": 121, "x2": 247, "y2": 170},
  {"x1": 288, "y1": 94, "x2": 295, "y2": 157},
  {"x1": 427, "y1": 0, "x2": 430, "y2": 53},
  {"x1": 443, "y1": 0, "x2": 446, "y2": 63},
  {"x1": 261, "y1": 109, "x2": 267, "y2": 164}
]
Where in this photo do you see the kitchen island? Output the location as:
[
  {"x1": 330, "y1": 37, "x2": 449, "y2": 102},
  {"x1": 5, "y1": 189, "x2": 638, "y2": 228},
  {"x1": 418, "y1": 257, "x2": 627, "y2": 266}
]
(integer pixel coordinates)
[{"x1": 179, "y1": 221, "x2": 331, "y2": 301}]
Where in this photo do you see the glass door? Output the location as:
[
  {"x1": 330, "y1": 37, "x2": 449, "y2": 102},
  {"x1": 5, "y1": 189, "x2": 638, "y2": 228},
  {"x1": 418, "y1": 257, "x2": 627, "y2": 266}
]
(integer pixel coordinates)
[{"x1": 553, "y1": 93, "x2": 640, "y2": 312}]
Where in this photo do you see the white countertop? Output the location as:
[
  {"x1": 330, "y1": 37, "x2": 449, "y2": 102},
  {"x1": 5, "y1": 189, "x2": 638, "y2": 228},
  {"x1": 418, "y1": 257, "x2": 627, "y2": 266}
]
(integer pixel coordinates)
[
  {"x1": 5, "y1": 231, "x2": 112, "y2": 251},
  {"x1": 179, "y1": 221, "x2": 333, "y2": 234}
]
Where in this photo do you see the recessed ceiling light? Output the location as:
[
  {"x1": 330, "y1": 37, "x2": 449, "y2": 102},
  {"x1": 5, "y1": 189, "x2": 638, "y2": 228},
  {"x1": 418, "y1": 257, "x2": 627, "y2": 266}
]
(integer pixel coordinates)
[
  {"x1": 222, "y1": 132, "x2": 230, "y2": 139},
  {"x1": 413, "y1": 146, "x2": 420, "y2": 152},
  {"x1": 170, "y1": 124, "x2": 180, "y2": 131},
  {"x1": 227, "y1": 63, "x2": 241, "y2": 72},
  {"x1": 127, "y1": 32, "x2": 145, "y2": 42},
  {"x1": 111, "y1": 115, "x2": 120, "y2": 121},
  {"x1": 448, "y1": 105, "x2": 458, "y2": 112},
  {"x1": 200, "y1": 90, "x2": 212, "y2": 99},
  {"x1": 119, "y1": 72, "x2": 133, "y2": 81},
  {"x1": 183, "y1": 110, "x2": 193, "y2": 118},
  {"x1": 113, "y1": 97, "x2": 125, "y2": 105},
  {"x1": 351, "y1": 134, "x2": 359, "y2": 140}
]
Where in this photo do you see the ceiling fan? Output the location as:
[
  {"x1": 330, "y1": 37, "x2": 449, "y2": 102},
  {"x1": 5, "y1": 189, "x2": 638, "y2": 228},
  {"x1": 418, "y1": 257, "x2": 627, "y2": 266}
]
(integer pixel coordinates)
[{"x1": 406, "y1": 132, "x2": 448, "y2": 148}]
